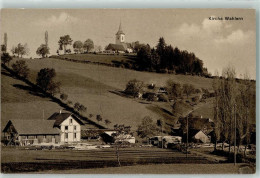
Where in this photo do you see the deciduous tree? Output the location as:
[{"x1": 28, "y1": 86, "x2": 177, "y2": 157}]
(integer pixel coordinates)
[
  {"x1": 36, "y1": 68, "x2": 60, "y2": 95},
  {"x1": 58, "y1": 35, "x2": 73, "y2": 54},
  {"x1": 73, "y1": 41, "x2": 83, "y2": 54},
  {"x1": 36, "y1": 44, "x2": 50, "y2": 58},
  {"x1": 11, "y1": 60, "x2": 30, "y2": 78},
  {"x1": 83, "y1": 39, "x2": 94, "y2": 53}
]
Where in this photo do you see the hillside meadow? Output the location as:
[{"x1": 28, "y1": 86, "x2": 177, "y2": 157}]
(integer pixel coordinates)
[{"x1": 2, "y1": 56, "x2": 215, "y2": 132}]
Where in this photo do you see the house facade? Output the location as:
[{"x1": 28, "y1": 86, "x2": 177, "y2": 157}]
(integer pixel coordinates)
[
  {"x1": 2, "y1": 112, "x2": 84, "y2": 146},
  {"x1": 59, "y1": 115, "x2": 81, "y2": 143}
]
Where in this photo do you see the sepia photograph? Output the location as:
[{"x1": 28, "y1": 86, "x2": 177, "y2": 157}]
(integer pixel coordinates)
[{"x1": 0, "y1": 9, "x2": 256, "y2": 174}]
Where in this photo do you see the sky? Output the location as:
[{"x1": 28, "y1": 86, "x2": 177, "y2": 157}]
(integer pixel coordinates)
[{"x1": 1, "y1": 9, "x2": 256, "y2": 79}]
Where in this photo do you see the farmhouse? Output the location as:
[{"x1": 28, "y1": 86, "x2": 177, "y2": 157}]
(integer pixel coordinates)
[
  {"x1": 106, "y1": 22, "x2": 133, "y2": 53},
  {"x1": 191, "y1": 129, "x2": 211, "y2": 143},
  {"x1": 2, "y1": 112, "x2": 84, "y2": 146}
]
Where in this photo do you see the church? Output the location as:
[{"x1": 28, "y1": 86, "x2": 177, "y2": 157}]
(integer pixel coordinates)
[{"x1": 106, "y1": 22, "x2": 133, "y2": 53}]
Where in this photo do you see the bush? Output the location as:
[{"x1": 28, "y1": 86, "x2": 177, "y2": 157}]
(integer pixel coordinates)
[
  {"x1": 60, "y1": 93, "x2": 68, "y2": 101},
  {"x1": 158, "y1": 93, "x2": 169, "y2": 102},
  {"x1": 195, "y1": 88, "x2": 202, "y2": 93},
  {"x1": 192, "y1": 96, "x2": 200, "y2": 103}
]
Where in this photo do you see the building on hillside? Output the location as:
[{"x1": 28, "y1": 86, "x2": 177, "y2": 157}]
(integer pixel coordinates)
[
  {"x1": 2, "y1": 112, "x2": 84, "y2": 146},
  {"x1": 105, "y1": 22, "x2": 133, "y2": 53},
  {"x1": 47, "y1": 112, "x2": 84, "y2": 143},
  {"x1": 191, "y1": 129, "x2": 211, "y2": 143}
]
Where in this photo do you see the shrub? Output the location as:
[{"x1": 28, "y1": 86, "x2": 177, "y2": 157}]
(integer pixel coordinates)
[
  {"x1": 60, "y1": 93, "x2": 68, "y2": 101},
  {"x1": 195, "y1": 88, "x2": 202, "y2": 93},
  {"x1": 158, "y1": 93, "x2": 169, "y2": 102},
  {"x1": 192, "y1": 96, "x2": 200, "y2": 103}
]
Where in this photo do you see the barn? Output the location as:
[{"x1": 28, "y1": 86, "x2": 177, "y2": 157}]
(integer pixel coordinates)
[{"x1": 2, "y1": 112, "x2": 84, "y2": 146}]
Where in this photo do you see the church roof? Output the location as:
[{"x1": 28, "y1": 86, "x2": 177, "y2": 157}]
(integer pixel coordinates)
[
  {"x1": 106, "y1": 43, "x2": 126, "y2": 51},
  {"x1": 116, "y1": 22, "x2": 125, "y2": 35}
]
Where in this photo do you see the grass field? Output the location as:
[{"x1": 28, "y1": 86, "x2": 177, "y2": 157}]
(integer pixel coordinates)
[
  {"x1": 2, "y1": 146, "x2": 254, "y2": 174},
  {"x1": 2, "y1": 56, "x2": 215, "y2": 132},
  {"x1": 1, "y1": 146, "x2": 213, "y2": 173},
  {"x1": 55, "y1": 53, "x2": 134, "y2": 65},
  {"x1": 39, "y1": 163, "x2": 248, "y2": 174}
]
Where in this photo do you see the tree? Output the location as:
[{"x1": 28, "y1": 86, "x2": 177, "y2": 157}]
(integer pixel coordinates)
[
  {"x1": 11, "y1": 60, "x2": 30, "y2": 78},
  {"x1": 182, "y1": 84, "x2": 195, "y2": 98},
  {"x1": 83, "y1": 39, "x2": 94, "y2": 53},
  {"x1": 78, "y1": 104, "x2": 87, "y2": 114},
  {"x1": 58, "y1": 35, "x2": 73, "y2": 54},
  {"x1": 36, "y1": 68, "x2": 60, "y2": 95},
  {"x1": 96, "y1": 115, "x2": 102, "y2": 123},
  {"x1": 74, "y1": 102, "x2": 81, "y2": 111},
  {"x1": 137, "y1": 116, "x2": 158, "y2": 139},
  {"x1": 11, "y1": 43, "x2": 29, "y2": 58},
  {"x1": 105, "y1": 119, "x2": 111, "y2": 126},
  {"x1": 4, "y1": 33, "x2": 7, "y2": 49},
  {"x1": 1, "y1": 52, "x2": 12, "y2": 66},
  {"x1": 1, "y1": 44, "x2": 7, "y2": 53},
  {"x1": 60, "y1": 93, "x2": 68, "y2": 101},
  {"x1": 73, "y1": 41, "x2": 83, "y2": 54},
  {"x1": 45, "y1": 31, "x2": 48, "y2": 47},
  {"x1": 166, "y1": 80, "x2": 182, "y2": 98},
  {"x1": 112, "y1": 124, "x2": 132, "y2": 167},
  {"x1": 124, "y1": 79, "x2": 143, "y2": 97},
  {"x1": 36, "y1": 44, "x2": 50, "y2": 58}
]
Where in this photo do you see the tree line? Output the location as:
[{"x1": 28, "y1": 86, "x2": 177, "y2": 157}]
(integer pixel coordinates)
[
  {"x1": 212, "y1": 67, "x2": 255, "y2": 157},
  {"x1": 135, "y1": 37, "x2": 208, "y2": 76}
]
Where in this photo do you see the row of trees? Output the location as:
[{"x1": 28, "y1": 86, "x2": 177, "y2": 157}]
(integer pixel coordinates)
[
  {"x1": 136, "y1": 37, "x2": 208, "y2": 76},
  {"x1": 166, "y1": 80, "x2": 197, "y2": 99},
  {"x1": 212, "y1": 67, "x2": 255, "y2": 156},
  {"x1": 10, "y1": 43, "x2": 30, "y2": 58},
  {"x1": 58, "y1": 35, "x2": 95, "y2": 54}
]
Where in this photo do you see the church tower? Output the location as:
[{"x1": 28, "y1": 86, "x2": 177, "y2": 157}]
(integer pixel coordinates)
[{"x1": 115, "y1": 22, "x2": 125, "y2": 44}]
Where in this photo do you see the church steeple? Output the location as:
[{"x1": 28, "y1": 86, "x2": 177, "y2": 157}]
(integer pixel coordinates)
[
  {"x1": 115, "y1": 21, "x2": 125, "y2": 44},
  {"x1": 116, "y1": 21, "x2": 125, "y2": 35}
]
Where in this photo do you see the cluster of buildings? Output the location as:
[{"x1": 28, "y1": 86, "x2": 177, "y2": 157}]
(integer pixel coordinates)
[{"x1": 2, "y1": 111, "x2": 136, "y2": 146}]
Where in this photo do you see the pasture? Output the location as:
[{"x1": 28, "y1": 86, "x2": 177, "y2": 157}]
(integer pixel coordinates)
[
  {"x1": 2, "y1": 56, "x2": 215, "y2": 131},
  {"x1": 1, "y1": 146, "x2": 213, "y2": 173}
]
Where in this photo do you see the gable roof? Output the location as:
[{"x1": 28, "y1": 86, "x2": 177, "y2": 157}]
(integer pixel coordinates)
[
  {"x1": 47, "y1": 112, "x2": 84, "y2": 127},
  {"x1": 3, "y1": 120, "x2": 60, "y2": 135}
]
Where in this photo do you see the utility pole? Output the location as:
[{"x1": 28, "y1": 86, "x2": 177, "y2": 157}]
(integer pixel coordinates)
[
  {"x1": 186, "y1": 114, "x2": 188, "y2": 158},
  {"x1": 161, "y1": 120, "x2": 163, "y2": 149},
  {"x1": 234, "y1": 105, "x2": 236, "y2": 165}
]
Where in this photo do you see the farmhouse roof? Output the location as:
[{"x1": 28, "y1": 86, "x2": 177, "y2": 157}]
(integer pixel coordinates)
[
  {"x1": 3, "y1": 120, "x2": 60, "y2": 135},
  {"x1": 47, "y1": 112, "x2": 84, "y2": 126}
]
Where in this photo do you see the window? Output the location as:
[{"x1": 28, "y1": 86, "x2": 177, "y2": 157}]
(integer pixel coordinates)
[
  {"x1": 74, "y1": 133, "x2": 77, "y2": 139},
  {"x1": 65, "y1": 126, "x2": 68, "y2": 130},
  {"x1": 70, "y1": 119, "x2": 73, "y2": 124},
  {"x1": 65, "y1": 133, "x2": 68, "y2": 139},
  {"x1": 74, "y1": 126, "x2": 77, "y2": 131}
]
